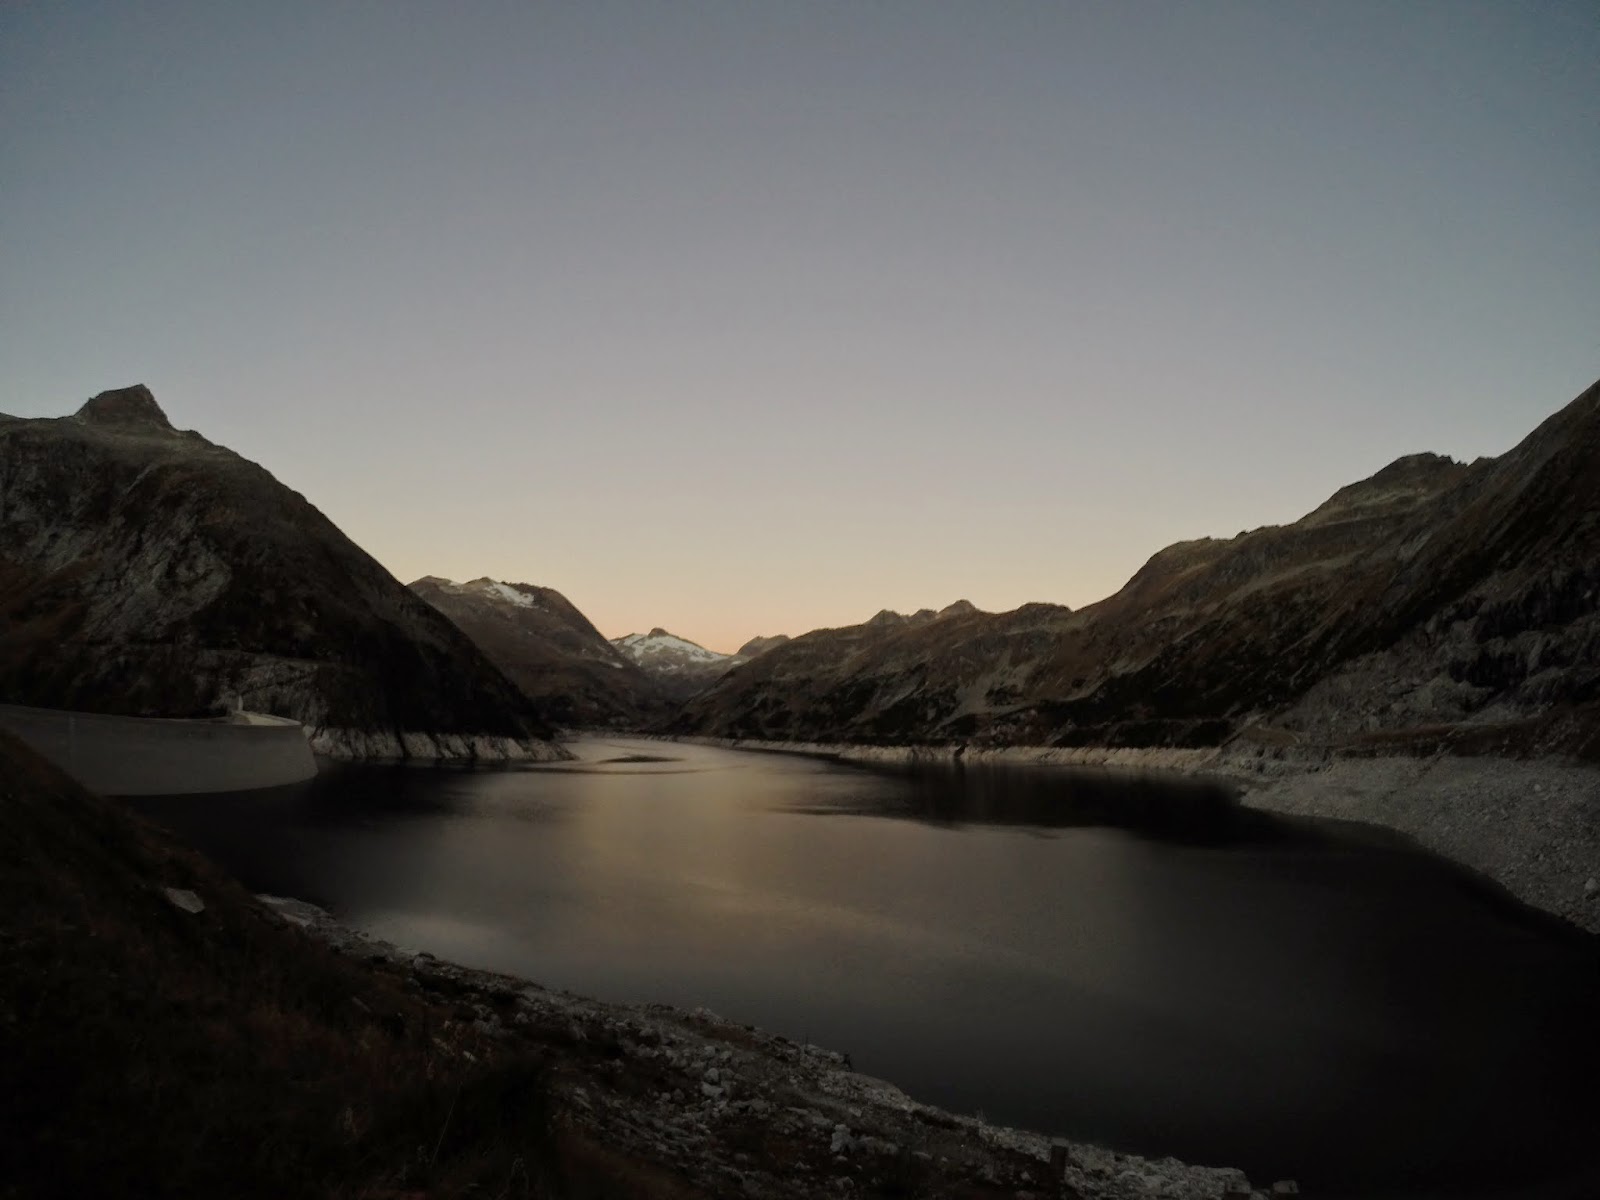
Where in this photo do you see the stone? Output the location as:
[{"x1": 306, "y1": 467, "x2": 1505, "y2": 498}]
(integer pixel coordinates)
[
  {"x1": 1584, "y1": 877, "x2": 1598, "y2": 899},
  {"x1": 162, "y1": 887, "x2": 205, "y2": 914},
  {"x1": 1271, "y1": 1182, "x2": 1300, "y2": 1196},
  {"x1": 830, "y1": 1124, "x2": 853, "y2": 1154}
]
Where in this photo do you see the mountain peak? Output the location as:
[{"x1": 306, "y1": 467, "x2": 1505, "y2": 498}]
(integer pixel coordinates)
[
  {"x1": 1304, "y1": 451, "x2": 1467, "y2": 528},
  {"x1": 736, "y1": 633, "x2": 790, "y2": 659},
  {"x1": 75, "y1": 385, "x2": 173, "y2": 432}
]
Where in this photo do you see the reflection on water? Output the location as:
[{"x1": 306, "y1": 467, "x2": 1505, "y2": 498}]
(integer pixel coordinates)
[{"x1": 135, "y1": 737, "x2": 1600, "y2": 1199}]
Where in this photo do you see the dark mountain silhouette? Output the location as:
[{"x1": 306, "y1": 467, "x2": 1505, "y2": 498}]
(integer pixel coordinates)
[{"x1": 0, "y1": 386, "x2": 561, "y2": 759}]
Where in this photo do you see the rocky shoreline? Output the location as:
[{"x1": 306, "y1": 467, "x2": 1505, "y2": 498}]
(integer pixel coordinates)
[
  {"x1": 673, "y1": 735, "x2": 1600, "y2": 936},
  {"x1": 309, "y1": 725, "x2": 571, "y2": 762},
  {"x1": 1238, "y1": 754, "x2": 1600, "y2": 936},
  {"x1": 261, "y1": 895, "x2": 1265, "y2": 1200}
]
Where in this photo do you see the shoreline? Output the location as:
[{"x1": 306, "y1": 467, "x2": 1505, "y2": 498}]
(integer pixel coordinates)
[
  {"x1": 1238, "y1": 754, "x2": 1600, "y2": 935},
  {"x1": 665, "y1": 735, "x2": 1600, "y2": 935},
  {"x1": 261, "y1": 894, "x2": 1260, "y2": 1200}
]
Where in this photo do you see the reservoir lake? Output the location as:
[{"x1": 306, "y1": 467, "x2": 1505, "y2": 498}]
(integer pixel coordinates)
[{"x1": 136, "y1": 737, "x2": 1600, "y2": 1198}]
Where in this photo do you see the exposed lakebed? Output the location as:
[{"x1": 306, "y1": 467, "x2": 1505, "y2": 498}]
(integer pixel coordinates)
[{"x1": 137, "y1": 737, "x2": 1600, "y2": 1198}]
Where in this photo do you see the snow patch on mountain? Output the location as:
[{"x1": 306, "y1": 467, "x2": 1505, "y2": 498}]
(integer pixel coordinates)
[
  {"x1": 609, "y1": 629, "x2": 741, "y2": 691},
  {"x1": 424, "y1": 576, "x2": 544, "y2": 610},
  {"x1": 485, "y1": 580, "x2": 538, "y2": 608},
  {"x1": 615, "y1": 629, "x2": 726, "y2": 665}
]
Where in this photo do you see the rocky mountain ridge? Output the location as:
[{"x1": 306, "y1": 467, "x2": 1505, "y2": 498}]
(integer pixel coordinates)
[
  {"x1": 736, "y1": 633, "x2": 791, "y2": 659},
  {"x1": 0, "y1": 386, "x2": 563, "y2": 759},
  {"x1": 681, "y1": 380, "x2": 1600, "y2": 756},
  {"x1": 409, "y1": 575, "x2": 663, "y2": 727}
]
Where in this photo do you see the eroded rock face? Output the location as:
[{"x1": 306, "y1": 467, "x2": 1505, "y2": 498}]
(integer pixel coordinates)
[
  {"x1": 682, "y1": 380, "x2": 1600, "y2": 754},
  {"x1": 0, "y1": 386, "x2": 564, "y2": 760}
]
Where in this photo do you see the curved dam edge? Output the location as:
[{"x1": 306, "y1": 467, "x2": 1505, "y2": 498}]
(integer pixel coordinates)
[
  {"x1": 664, "y1": 734, "x2": 1600, "y2": 936},
  {"x1": 0, "y1": 702, "x2": 317, "y2": 795}
]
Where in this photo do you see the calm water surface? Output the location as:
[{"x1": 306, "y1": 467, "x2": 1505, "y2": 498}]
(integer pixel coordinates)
[{"x1": 136, "y1": 737, "x2": 1600, "y2": 1199}]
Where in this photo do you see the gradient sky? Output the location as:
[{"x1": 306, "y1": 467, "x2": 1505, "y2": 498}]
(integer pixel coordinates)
[{"x1": 4, "y1": 2, "x2": 1596, "y2": 652}]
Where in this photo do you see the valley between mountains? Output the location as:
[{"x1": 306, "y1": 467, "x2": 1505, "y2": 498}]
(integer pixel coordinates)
[
  {"x1": 3, "y1": 380, "x2": 1598, "y2": 932},
  {"x1": 4, "y1": 381, "x2": 1600, "y2": 1200}
]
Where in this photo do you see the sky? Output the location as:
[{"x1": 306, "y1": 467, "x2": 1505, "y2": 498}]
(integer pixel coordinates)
[{"x1": 3, "y1": 2, "x2": 1596, "y2": 653}]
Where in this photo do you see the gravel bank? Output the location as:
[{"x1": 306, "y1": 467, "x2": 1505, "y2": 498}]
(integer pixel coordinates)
[{"x1": 1236, "y1": 754, "x2": 1600, "y2": 934}]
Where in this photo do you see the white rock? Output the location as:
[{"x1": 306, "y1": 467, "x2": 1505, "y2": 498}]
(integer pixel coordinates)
[{"x1": 163, "y1": 887, "x2": 205, "y2": 914}]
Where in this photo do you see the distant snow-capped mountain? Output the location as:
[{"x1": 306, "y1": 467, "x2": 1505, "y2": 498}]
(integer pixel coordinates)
[
  {"x1": 610, "y1": 628, "x2": 744, "y2": 699},
  {"x1": 612, "y1": 628, "x2": 731, "y2": 671}
]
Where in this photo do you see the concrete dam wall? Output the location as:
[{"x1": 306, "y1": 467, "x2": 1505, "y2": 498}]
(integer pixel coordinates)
[{"x1": 0, "y1": 703, "x2": 318, "y2": 795}]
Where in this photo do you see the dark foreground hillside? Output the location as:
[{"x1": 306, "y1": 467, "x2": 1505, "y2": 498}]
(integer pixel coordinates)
[{"x1": 0, "y1": 732, "x2": 676, "y2": 1199}]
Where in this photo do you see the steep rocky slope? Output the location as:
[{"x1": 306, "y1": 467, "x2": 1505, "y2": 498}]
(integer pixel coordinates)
[
  {"x1": 0, "y1": 386, "x2": 562, "y2": 759},
  {"x1": 410, "y1": 575, "x2": 662, "y2": 727},
  {"x1": 683, "y1": 380, "x2": 1600, "y2": 753}
]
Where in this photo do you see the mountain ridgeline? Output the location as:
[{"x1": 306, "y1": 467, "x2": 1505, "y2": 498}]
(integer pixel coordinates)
[
  {"x1": 6, "y1": 381, "x2": 1595, "y2": 760},
  {"x1": 0, "y1": 387, "x2": 562, "y2": 759},
  {"x1": 677, "y1": 380, "x2": 1600, "y2": 756},
  {"x1": 407, "y1": 576, "x2": 662, "y2": 727}
]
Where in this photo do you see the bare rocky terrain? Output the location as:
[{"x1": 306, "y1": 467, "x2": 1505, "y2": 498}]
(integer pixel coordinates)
[
  {"x1": 0, "y1": 386, "x2": 562, "y2": 760},
  {"x1": 1235, "y1": 752, "x2": 1600, "y2": 935},
  {"x1": 737, "y1": 633, "x2": 792, "y2": 659}
]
